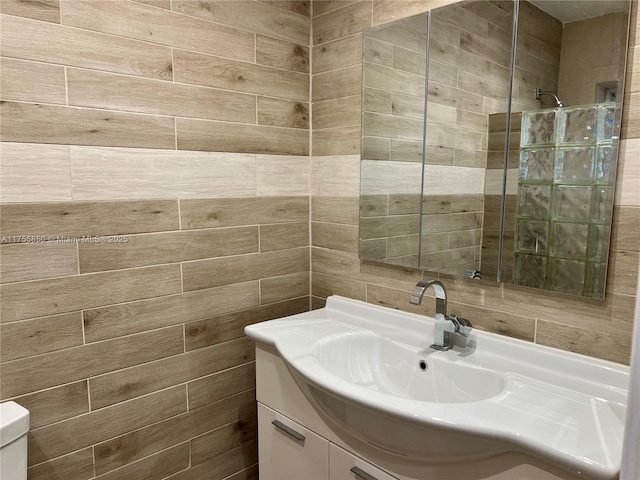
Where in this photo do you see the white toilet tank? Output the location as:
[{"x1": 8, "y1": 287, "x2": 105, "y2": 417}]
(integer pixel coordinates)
[{"x1": 0, "y1": 402, "x2": 29, "y2": 480}]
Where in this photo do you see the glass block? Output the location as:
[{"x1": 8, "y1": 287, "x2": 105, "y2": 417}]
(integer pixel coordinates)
[
  {"x1": 588, "y1": 223, "x2": 610, "y2": 261},
  {"x1": 553, "y1": 186, "x2": 591, "y2": 221},
  {"x1": 514, "y1": 254, "x2": 547, "y2": 289},
  {"x1": 585, "y1": 262, "x2": 607, "y2": 299},
  {"x1": 517, "y1": 220, "x2": 549, "y2": 253},
  {"x1": 557, "y1": 106, "x2": 597, "y2": 145},
  {"x1": 597, "y1": 102, "x2": 616, "y2": 141},
  {"x1": 591, "y1": 186, "x2": 614, "y2": 223},
  {"x1": 550, "y1": 222, "x2": 589, "y2": 258},
  {"x1": 519, "y1": 149, "x2": 554, "y2": 182},
  {"x1": 518, "y1": 184, "x2": 551, "y2": 218},
  {"x1": 594, "y1": 146, "x2": 617, "y2": 185},
  {"x1": 554, "y1": 147, "x2": 595, "y2": 184},
  {"x1": 521, "y1": 110, "x2": 556, "y2": 146},
  {"x1": 547, "y1": 258, "x2": 586, "y2": 296}
]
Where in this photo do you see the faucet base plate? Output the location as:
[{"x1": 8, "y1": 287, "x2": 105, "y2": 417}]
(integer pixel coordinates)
[{"x1": 430, "y1": 344, "x2": 452, "y2": 351}]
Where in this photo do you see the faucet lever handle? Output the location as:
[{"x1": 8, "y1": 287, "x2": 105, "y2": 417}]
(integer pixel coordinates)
[{"x1": 445, "y1": 314, "x2": 472, "y2": 336}]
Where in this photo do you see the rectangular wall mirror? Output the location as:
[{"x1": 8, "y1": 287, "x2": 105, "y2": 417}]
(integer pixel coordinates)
[{"x1": 359, "y1": 0, "x2": 632, "y2": 300}]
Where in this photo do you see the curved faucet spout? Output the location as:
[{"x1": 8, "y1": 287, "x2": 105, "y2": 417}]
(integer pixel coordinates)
[
  {"x1": 410, "y1": 279, "x2": 447, "y2": 319},
  {"x1": 410, "y1": 279, "x2": 473, "y2": 351}
]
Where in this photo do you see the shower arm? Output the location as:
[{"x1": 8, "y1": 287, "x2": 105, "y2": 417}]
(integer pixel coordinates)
[{"x1": 535, "y1": 88, "x2": 564, "y2": 107}]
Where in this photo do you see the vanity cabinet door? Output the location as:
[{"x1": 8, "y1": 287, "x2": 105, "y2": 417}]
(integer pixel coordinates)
[
  {"x1": 329, "y1": 443, "x2": 398, "y2": 480},
  {"x1": 258, "y1": 402, "x2": 330, "y2": 480}
]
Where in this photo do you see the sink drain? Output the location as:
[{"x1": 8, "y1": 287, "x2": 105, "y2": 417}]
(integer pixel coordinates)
[{"x1": 418, "y1": 360, "x2": 428, "y2": 371}]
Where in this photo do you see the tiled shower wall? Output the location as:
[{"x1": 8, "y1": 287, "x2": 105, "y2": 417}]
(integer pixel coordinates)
[
  {"x1": 310, "y1": 0, "x2": 640, "y2": 366},
  {"x1": 0, "y1": 1, "x2": 311, "y2": 479}
]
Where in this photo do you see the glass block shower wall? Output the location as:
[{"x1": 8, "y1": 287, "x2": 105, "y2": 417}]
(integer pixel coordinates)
[{"x1": 514, "y1": 103, "x2": 617, "y2": 298}]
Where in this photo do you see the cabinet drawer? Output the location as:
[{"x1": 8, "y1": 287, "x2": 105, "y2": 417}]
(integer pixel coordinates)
[
  {"x1": 330, "y1": 443, "x2": 398, "y2": 480},
  {"x1": 258, "y1": 402, "x2": 329, "y2": 480}
]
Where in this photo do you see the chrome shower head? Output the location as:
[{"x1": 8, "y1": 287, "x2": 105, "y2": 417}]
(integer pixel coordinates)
[{"x1": 535, "y1": 88, "x2": 564, "y2": 107}]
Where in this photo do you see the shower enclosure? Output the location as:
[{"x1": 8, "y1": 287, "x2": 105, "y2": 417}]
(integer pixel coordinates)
[{"x1": 514, "y1": 101, "x2": 618, "y2": 298}]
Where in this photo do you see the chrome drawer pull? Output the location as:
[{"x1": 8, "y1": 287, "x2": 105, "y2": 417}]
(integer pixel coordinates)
[
  {"x1": 350, "y1": 466, "x2": 378, "y2": 480},
  {"x1": 271, "y1": 420, "x2": 305, "y2": 441}
]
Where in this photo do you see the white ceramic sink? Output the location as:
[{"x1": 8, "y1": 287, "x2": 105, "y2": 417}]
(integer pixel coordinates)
[
  {"x1": 314, "y1": 330, "x2": 505, "y2": 403},
  {"x1": 245, "y1": 296, "x2": 629, "y2": 480}
]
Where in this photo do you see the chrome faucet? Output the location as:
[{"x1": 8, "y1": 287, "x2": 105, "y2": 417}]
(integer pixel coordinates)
[{"x1": 410, "y1": 279, "x2": 473, "y2": 351}]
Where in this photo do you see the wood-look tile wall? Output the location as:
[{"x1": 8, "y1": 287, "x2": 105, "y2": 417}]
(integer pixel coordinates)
[
  {"x1": 310, "y1": 0, "x2": 640, "y2": 365},
  {"x1": 0, "y1": 1, "x2": 311, "y2": 479}
]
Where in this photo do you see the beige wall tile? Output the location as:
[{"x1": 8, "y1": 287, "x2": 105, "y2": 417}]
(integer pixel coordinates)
[
  {"x1": 0, "y1": 13, "x2": 173, "y2": 80},
  {"x1": 132, "y1": 0, "x2": 171, "y2": 8},
  {"x1": 0, "y1": 200, "x2": 179, "y2": 238},
  {"x1": 184, "y1": 297, "x2": 309, "y2": 351},
  {"x1": 28, "y1": 449, "x2": 94, "y2": 480},
  {"x1": 172, "y1": 0, "x2": 309, "y2": 44},
  {"x1": 536, "y1": 319, "x2": 631, "y2": 364},
  {"x1": 312, "y1": 34, "x2": 362, "y2": 74},
  {"x1": 0, "y1": 101, "x2": 176, "y2": 149},
  {"x1": 361, "y1": 215, "x2": 421, "y2": 239},
  {"x1": 1, "y1": 325, "x2": 184, "y2": 399},
  {"x1": 10, "y1": 381, "x2": 89, "y2": 429},
  {"x1": 313, "y1": 1, "x2": 372, "y2": 45},
  {"x1": 174, "y1": 49, "x2": 309, "y2": 102},
  {"x1": 0, "y1": 143, "x2": 72, "y2": 203},
  {"x1": 311, "y1": 155, "x2": 361, "y2": 196},
  {"x1": 83, "y1": 281, "x2": 260, "y2": 343},
  {"x1": 188, "y1": 363, "x2": 256, "y2": 410},
  {"x1": 0, "y1": 57, "x2": 66, "y2": 104},
  {"x1": 93, "y1": 390, "x2": 255, "y2": 475},
  {"x1": 372, "y1": 0, "x2": 448, "y2": 26},
  {"x1": 607, "y1": 249, "x2": 640, "y2": 296},
  {"x1": 95, "y1": 443, "x2": 189, "y2": 480},
  {"x1": 616, "y1": 138, "x2": 640, "y2": 206},
  {"x1": 312, "y1": 271, "x2": 367, "y2": 300},
  {"x1": 88, "y1": 337, "x2": 253, "y2": 409},
  {"x1": 313, "y1": 126, "x2": 361, "y2": 155},
  {"x1": 182, "y1": 247, "x2": 309, "y2": 291},
  {"x1": 260, "y1": 0, "x2": 310, "y2": 17},
  {"x1": 260, "y1": 272, "x2": 310, "y2": 304},
  {"x1": 0, "y1": 0, "x2": 60, "y2": 22},
  {"x1": 311, "y1": 196, "x2": 360, "y2": 224},
  {"x1": 28, "y1": 385, "x2": 187, "y2": 466},
  {"x1": 78, "y1": 227, "x2": 259, "y2": 273},
  {"x1": 260, "y1": 222, "x2": 309, "y2": 251},
  {"x1": 313, "y1": 95, "x2": 361, "y2": 129},
  {"x1": 0, "y1": 312, "x2": 83, "y2": 361},
  {"x1": 67, "y1": 68, "x2": 257, "y2": 124},
  {"x1": 0, "y1": 242, "x2": 78, "y2": 283},
  {"x1": 256, "y1": 155, "x2": 310, "y2": 196},
  {"x1": 176, "y1": 118, "x2": 309, "y2": 156},
  {"x1": 313, "y1": 0, "x2": 357, "y2": 16},
  {"x1": 257, "y1": 97, "x2": 309, "y2": 129},
  {"x1": 166, "y1": 440, "x2": 257, "y2": 480},
  {"x1": 190, "y1": 416, "x2": 258, "y2": 467},
  {"x1": 311, "y1": 247, "x2": 361, "y2": 276},
  {"x1": 180, "y1": 196, "x2": 309, "y2": 230},
  {"x1": 312, "y1": 222, "x2": 359, "y2": 253},
  {"x1": 256, "y1": 35, "x2": 309, "y2": 73},
  {"x1": 69, "y1": 147, "x2": 256, "y2": 200},
  {"x1": 60, "y1": 0, "x2": 254, "y2": 61},
  {"x1": 313, "y1": 65, "x2": 362, "y2": 101},
  {"x1": 611, "y1": 206, "x2": 640, "y2": 252},
  {"x1": 0, "y1": 264, "x2": 182, "y2": 322}
]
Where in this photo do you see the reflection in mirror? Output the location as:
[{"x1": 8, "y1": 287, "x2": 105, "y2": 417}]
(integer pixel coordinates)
[
  {"x1": 359, "y1": 0, "x2": 631, "y2": 300},
  {"x1": 360, "y1": 13, "x2": 428, "y2": 268},
  {"x1": 489, "y1": 0, "x2": 630, "y2": 299}
]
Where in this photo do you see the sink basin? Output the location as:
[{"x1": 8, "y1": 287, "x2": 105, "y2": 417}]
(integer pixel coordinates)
[
  {"x1": 245, "y1": 295, "x2": 629, "y2": 480},
  {"x1": 314, "y1": 330, "x2": 505, "y2": 403}
]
